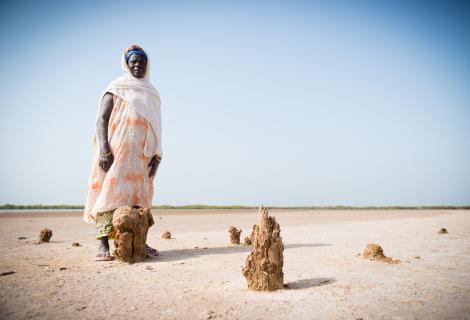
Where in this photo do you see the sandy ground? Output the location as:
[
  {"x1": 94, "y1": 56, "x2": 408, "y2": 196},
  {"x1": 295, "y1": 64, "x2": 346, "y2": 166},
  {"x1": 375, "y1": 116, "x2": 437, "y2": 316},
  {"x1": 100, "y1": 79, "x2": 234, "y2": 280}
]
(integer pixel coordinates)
[{"x1": 0, "y1": 209, "x2": 469, "y2": 320}]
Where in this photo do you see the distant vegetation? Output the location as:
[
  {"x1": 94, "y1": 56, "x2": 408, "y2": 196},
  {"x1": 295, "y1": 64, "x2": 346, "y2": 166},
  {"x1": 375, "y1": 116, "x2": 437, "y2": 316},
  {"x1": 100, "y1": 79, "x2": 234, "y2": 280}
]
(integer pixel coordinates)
[
  {"x1": 154, "y1": 205, "x2": 469, "y2": 210},
  {"x1": 155, "y1": 204, "x2": 253, "y2": 209},
  {"x1": 0, "y1": 204, "x2": 84, "y2": 210},
  {"x1": 1, "y1": 204, "x2": 469, "y2": 210}
]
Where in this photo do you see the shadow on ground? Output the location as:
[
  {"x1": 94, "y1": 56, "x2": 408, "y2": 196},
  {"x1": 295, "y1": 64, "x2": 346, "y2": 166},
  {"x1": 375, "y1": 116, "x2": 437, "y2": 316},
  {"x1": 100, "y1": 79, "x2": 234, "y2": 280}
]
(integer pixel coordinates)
[
  {"x1": 151, "y1": 243, "x2": 331, "y2": 263},
  {"x1": 285, "y1": 277, "x2": 337, "y2": 290}
]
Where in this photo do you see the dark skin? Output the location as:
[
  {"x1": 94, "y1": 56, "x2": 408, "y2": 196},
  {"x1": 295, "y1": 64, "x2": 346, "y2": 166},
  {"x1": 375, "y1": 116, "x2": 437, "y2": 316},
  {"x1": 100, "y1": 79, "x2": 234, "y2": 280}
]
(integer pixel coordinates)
[{"x1": 97, "y1": 53, "x2": 160, "y2": 254}]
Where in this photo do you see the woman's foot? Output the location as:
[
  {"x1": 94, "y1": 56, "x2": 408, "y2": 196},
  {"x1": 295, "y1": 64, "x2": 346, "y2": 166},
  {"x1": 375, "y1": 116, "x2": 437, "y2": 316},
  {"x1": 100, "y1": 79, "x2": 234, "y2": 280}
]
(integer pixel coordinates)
[
  {"x1": 95, "y1": 236, "x2": 113, "y2": 261},
  {"x1": 95, "y1": 251, "x2": 113, "y2": 261}
]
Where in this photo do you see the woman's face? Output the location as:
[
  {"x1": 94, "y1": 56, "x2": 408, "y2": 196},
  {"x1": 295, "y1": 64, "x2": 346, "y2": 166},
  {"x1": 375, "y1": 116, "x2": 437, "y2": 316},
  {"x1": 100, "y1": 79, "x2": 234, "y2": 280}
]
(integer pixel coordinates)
[{"x1": 127, "y1": 54, "x2": 147, "y2": 78}]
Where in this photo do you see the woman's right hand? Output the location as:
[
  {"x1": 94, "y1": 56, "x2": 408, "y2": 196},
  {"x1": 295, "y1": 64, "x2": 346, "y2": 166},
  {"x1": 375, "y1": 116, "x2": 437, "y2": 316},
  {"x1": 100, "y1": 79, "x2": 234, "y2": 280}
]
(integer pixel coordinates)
[{"x1": 99, "y1": 152, "x2": 114, "y2": 172}]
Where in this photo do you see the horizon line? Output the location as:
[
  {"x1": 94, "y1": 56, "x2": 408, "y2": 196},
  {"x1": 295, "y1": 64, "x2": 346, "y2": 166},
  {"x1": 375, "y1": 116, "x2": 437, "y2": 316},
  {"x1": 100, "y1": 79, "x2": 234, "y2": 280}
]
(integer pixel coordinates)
[{"x1": 1, "y1": 204, "x2": 469, "y2": 210}]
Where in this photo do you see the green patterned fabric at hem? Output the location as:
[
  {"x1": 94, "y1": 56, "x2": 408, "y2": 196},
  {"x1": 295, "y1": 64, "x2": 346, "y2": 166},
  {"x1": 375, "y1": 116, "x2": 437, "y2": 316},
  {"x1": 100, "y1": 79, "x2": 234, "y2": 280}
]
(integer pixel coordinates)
[{"x1": 96, "y1": 209, "x2": 115, "y2": 239}]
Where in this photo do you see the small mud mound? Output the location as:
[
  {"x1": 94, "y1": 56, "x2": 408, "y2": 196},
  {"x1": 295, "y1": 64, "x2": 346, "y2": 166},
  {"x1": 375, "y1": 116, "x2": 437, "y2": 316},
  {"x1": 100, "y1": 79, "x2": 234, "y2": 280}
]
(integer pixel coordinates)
[
  {"x1": 438, "y1": 228, "x2": 448, "y2": 234},
  {"x1": 363, "y1": 243, "x2": 385, "y2": 259},
  {"x1": 243, "y1": 237, "x2": 252, "y2": 246},
  {"x1": 113, "y1": 206, "x2": 154, "y2": 263},
  {"x1": 161, "y1": 231, "x2": 171, "y2": 239},
  {"x1": 363, "y1": 243, "x2": 399, "y2": 264},
  {"x1": 228, "y1": 226, "x2": 242, "y2": 244},
  {"x1": 39, "y1": 228, "x2": 53, "y2": 243}
]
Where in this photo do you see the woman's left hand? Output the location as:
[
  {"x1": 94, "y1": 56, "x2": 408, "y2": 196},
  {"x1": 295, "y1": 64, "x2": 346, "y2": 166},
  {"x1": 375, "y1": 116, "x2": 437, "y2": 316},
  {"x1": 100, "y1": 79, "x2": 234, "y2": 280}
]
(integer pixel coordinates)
[{"x1": 148, "y1": 156, "x2": 161, "y2": 177}]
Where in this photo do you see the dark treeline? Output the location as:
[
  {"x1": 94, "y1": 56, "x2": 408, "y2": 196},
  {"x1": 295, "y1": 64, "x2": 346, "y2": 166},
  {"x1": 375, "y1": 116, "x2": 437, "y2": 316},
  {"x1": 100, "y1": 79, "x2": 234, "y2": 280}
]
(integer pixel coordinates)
[
  {"x1": 0, "y1": 204, "x2": 84, "y2": 210},
  {"x1": 153, "y1": 205, "x2": 470, "y2": 210}
]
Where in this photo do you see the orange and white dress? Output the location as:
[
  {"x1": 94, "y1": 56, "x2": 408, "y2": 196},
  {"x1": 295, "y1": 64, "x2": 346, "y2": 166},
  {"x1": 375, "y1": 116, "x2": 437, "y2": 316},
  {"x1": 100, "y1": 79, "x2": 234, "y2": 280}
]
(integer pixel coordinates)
[{"x1": 83, "y1": 95, "x2": 155, "y2": 223}]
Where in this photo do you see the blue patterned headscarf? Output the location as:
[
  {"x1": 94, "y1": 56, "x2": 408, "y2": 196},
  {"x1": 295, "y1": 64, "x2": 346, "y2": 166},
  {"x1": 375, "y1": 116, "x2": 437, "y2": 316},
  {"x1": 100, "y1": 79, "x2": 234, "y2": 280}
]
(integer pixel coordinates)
[{"x1": 125, "y1": 47, "x2": 148, "y2": 63}]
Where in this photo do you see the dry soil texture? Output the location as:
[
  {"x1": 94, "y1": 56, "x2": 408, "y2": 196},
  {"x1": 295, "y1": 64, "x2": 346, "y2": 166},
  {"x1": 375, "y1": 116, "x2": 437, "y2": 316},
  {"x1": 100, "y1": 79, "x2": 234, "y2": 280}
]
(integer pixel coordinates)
[{"x1": 1, "y1": 209, "x2": 469, "y2": 319}]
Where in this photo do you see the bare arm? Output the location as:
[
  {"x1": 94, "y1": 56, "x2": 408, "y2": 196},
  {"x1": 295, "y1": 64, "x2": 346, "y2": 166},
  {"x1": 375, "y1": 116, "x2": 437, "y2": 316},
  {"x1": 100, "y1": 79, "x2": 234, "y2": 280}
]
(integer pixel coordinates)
[{"x1": 97, "y1": 93, "x2": 115, "y2": 172}]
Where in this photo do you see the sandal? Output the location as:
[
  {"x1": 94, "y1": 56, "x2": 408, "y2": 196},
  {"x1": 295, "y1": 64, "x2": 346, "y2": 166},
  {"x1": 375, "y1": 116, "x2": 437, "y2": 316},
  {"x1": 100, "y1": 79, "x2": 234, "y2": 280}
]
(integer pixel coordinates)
[{"x1": 95, "y1": 251, "x2": 113, "y2": 261}]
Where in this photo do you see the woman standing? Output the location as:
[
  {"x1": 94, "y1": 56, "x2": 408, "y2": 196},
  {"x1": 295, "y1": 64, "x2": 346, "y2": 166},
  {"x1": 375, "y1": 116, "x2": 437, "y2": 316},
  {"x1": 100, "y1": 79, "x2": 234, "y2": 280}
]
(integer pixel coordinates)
[{"x1": 84, "y1": 45, "x2": 162, "y2": 261}]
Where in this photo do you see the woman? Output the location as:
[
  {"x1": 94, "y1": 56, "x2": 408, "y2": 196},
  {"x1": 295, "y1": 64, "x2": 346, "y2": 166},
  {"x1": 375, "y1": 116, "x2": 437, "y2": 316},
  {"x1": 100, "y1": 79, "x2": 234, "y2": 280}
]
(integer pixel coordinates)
[{"x1": 84, "y1": 45, "x2": 162, "y2": 261}]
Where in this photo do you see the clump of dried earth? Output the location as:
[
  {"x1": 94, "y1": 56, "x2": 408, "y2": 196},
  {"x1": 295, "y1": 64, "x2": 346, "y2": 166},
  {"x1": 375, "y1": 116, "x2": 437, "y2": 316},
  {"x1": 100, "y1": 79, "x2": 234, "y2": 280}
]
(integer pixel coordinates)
[
  {"x1": 363, "y1": 243, "x2": 399, "y2": 264},
  {"x1": 161, "y1": 231, "x2": 171, "y2": 239},
  {"x1": 112, "y1": 206, "x2": 154, "y2": 263},
  {"x1": 228, "y1": 226, "x2": 242, "y2": 244},
  {"x1": 38, "y1": 228, "x2": 53, "y2": 243},
  {"x1": 243, "y1": 236, "x2": 252, "y2": 246}
]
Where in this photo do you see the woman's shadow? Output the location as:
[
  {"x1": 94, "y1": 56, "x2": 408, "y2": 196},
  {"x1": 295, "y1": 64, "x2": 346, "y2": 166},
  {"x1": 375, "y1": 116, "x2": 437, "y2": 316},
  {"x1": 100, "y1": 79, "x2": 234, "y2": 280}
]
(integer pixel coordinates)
[
  {"x1": 284, "y1": 277, "x2": 336, "y2": 290},
  {"x1": 150, "y1": 243, "x2": 331, "y2": 263}
]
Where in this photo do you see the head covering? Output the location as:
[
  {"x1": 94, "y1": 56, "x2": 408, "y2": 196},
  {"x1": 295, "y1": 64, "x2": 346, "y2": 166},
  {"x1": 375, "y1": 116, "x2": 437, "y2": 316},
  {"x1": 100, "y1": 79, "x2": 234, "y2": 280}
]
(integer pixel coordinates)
[
  {"x1": 125, "y1": 47, "x2": 148, "y2": 63},
  {"x1": 94, "y1": 45, "x2": 162, "y2": 158}
]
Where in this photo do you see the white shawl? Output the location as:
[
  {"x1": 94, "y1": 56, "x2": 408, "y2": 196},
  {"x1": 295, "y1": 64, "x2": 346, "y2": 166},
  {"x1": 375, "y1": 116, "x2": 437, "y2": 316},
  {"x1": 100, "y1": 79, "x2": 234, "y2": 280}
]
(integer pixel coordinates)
[{"x1": 94, "y1": 49, "x2": 162, "y2": 158}]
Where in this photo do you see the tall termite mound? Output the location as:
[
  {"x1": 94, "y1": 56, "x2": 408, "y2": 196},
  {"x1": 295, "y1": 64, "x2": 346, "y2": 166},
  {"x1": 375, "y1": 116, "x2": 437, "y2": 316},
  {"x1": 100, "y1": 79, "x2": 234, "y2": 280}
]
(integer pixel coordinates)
[
  {"x1": 228, "y1": 226, "x2": 242, "y2": 244},
  {"x1": 242, "y1": 207, "x2": 284, "y2": 291},
  {"x1": 112, "y1": 206, "x2": 154, "y2": 263}
]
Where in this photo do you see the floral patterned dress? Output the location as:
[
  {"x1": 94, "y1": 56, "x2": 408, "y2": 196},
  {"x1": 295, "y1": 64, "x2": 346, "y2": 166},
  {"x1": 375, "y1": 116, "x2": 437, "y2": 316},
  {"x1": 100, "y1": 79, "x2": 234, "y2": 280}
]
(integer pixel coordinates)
[{"x1": 84, "y1": 95, "x2": 155, "y2": 224}]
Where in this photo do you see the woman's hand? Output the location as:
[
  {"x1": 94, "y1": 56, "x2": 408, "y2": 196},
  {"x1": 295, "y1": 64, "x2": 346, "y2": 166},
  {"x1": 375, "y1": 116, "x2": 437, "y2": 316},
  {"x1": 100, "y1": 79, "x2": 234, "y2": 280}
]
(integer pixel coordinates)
[
  {"x1": 148, "y1": 155, "x2": 161, "y2": 177},
  {"x1": 99, "y1": 152, "x2": 114, "y2": 172}
]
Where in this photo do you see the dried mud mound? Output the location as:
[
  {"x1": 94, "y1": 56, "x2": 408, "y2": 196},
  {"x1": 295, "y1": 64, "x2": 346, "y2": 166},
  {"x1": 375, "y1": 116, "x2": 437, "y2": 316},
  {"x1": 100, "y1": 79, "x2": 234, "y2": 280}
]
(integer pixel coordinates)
[
  {"x1": 112, "y1": 206, "x2": 154, "y2": 263},
  {"x1": 363, "y1": 243, "x2": 399, "y2": 264},
  {"x1": 438, "y1": 228, "x2": 448, "y2": 234},
  {"x1": 161, "y1": 231, "x2": 172, "y2": 239},
  {"x1": 228, "y1": 226, "x2": 242, "y2": 244},
  {"x1": 39, "y1": 228, "x2": 53, "y2": 242},
  {"x1": 243, "y1": 207, "x2": 284, "y2": 291},
  {"x1": 243, "y1": 236, "x2": 252, "y2": 246}
]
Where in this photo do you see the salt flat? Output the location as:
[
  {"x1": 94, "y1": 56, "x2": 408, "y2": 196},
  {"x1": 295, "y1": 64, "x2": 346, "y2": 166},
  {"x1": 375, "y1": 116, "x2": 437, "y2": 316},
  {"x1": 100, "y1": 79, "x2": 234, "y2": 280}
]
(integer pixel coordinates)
[{"x1": 1, "y1": 209, "x2": 469, "y2": 320}]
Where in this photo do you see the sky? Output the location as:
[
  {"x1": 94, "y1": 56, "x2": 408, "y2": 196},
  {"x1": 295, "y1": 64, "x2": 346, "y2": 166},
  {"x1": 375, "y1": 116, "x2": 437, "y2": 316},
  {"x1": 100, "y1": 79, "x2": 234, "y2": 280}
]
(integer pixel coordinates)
[{"x1": 0, "y1": 0, "x2": 469, "y2": 206}]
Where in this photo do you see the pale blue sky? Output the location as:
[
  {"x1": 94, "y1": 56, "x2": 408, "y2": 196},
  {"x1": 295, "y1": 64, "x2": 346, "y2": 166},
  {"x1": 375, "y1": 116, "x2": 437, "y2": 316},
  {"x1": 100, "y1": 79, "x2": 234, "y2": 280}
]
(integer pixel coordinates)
[{"x1": 0, "y1": 0, "x2": 469, "y2": 206}]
